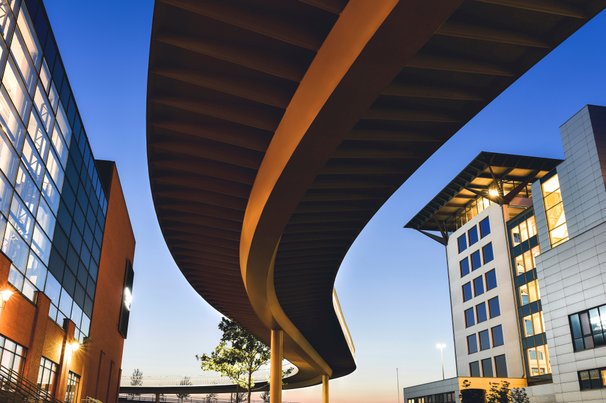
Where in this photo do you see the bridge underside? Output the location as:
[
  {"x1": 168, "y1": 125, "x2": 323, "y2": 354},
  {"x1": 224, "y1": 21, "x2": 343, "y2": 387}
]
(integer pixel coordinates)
[{"x1": 147, "y1": 0, "x2": 606, "y2": 390}]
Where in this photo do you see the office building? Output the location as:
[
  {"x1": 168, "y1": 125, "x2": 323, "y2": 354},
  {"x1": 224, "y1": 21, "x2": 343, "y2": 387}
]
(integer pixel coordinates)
[
  {"x1": 404, "y1": 105, "x2": 606, "y2": 402},
  {"x1": 0, "y1": 0, "x2": 135, "y2": 402}
]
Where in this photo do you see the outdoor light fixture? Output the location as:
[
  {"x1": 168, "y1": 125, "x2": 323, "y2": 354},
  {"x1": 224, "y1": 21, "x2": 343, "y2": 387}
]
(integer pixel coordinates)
[
  {"x1": 436, "y1": 343, "x2": 446, "y2": 380},
  {"x1": 0, "y1": 289, "x2": 13, "y2": 309},
  {"x1": 488, "y1": 187, "x2": 500, "y2": 198},
  {"x1": 70, "y1": 341, "x2": 81, "y2": 352}
]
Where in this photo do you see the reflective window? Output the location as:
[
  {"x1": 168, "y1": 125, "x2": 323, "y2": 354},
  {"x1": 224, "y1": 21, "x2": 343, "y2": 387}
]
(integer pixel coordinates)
[
  {"x1": 465, "y1": 308, "x2": 475, "y2": 328},
  {"x1": 457, "y1": 234, "x2": 467, "y2": 253},
  {"x1": 470, "y1": 361, "x2": 480, "y2": 377},
  {"x1": 578, "y1": 368, "x2": 606, "y2": 391},
  {"x1": 494, "y1": 355, "x2": 507, "y2": 377},
  {"x1": 462, "y1": 282, "x2": 472, "y2": 302},
  {"x1": 467, "y1": 334, "x2": 477, "y2": 354},
  {"x1": 481, "y1": 357, "x2": 493, "y2": 377},
  {"x1": 485, "y1": 269, "x2": 497, "y2": 291},
  {"x1": 3, "y1": 60, "x2": 31, "y2": 118},
  {"x1": 570, "y1": 305, "x2": 606, "y2": 352},
  {"x1": 479, "y1": 330, "x2": 490, "y2": 351},
  {"x1": 476, "y1": 302, "x2": 487, "y2": 323},
  {"x1": 471, "y1": 250, "x2": 481, "y2": 270},
  {"x1": 37, "y1": 357, "x2": 58, "y2": 394},
  {"x1": 488, "y1": 296, "x2": 500, "y2": 318},
  {"x1": 468, "y1": 226, "x2": 478, "y2": 246},
  {"x1": 473, "y1": 276, "x2": 484, "y2": 297},
  {"x1": 523, "y1": 312, "x2": 545, "y2": 337},
  {"x1": 482, "y1": 243, "x2": 493, "y2": 264},
  {"x1": 491, "y1": 325, "x2": 504, "y2": 346},
  {"x1": 460, "y1": 257, "x2": 469, "y2": 277},
  {"x1": 65, "y1": 371, "x2": 80, "y2": 403},
  {"x1": 479, "y1": 217, "x2": 490, "y2": 238},
  {"x1": 514, "y1": 246, "x2": 540, "y2": 275}
]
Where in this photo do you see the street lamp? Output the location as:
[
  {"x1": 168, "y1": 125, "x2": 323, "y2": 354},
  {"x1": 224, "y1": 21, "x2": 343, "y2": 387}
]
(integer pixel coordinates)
[
  {"x1": 436, "y1": 343, "x2": 446, "y2": 380},
  {"x1": 0, "y1": 289, "x2": 13, "y2": 310}
]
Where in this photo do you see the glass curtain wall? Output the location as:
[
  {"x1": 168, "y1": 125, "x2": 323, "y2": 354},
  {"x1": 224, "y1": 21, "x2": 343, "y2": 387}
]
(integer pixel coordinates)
[{"x1": 0, "y1": 0, "x2": 108, "y2": 342}]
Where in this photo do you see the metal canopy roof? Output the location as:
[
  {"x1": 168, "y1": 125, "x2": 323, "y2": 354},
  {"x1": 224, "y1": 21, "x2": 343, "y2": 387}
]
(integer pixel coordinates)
[
  {"x1": 405, "y1": 152, "x2": 563, "y2": 232},
  {"x1": 147, "y1": 0, "x2": 605, "y2": 388}
]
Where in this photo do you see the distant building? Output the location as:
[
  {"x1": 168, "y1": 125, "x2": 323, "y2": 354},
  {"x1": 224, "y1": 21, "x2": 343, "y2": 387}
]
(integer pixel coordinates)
[
  {"x1": 0, "y1": 0, "x2": 135, "y2": 402},
  {"x1": 404, "y1": 105, "x2": 606, "y2": 403}
]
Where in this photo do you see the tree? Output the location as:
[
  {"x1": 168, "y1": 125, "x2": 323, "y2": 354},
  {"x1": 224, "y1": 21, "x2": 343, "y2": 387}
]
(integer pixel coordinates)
[
  {"x1": 129, "y1": 369, "x2": 143, "y2": 399},
  {"x1": 511, "y1": 388, "x2": 530, "y2": 403},
  {"x1": 204, "y1": 393, "x2": 218, "y2": 403},
  {"x1": 486, "y1": 381, "x2": 511, "y2": 403},
  {"x1": 176, "y1": 376, "x2": 192, "y2": 402},
  {"x1": 197, "y1": 318, "x2": 271, "y2": 403},
  {"x1": 260, "y1": 391, "x2": 270, "y2": 403}
]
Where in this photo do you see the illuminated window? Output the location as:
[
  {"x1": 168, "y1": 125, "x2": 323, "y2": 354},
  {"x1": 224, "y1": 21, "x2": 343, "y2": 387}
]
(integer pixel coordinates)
[
  {"x1": 522, "y1": 312, "x2": 545, "y2": 337},
  {"x1": 518, "y1": 280, "x2": 540, "y2": 306},
  {"x1": 0, "y1": 335, "x2": 26, "y2": 374},
  {"x1": 570, "y1": 305, "x2": 606, "y2": 352},
  {"x1": 37, "y1": 356, "x2": 58, "y2": 394},
  {"x1": 526, "y1": 345, "x2": 551, "y2": 376},
  {"x1": 542, "y1": 175, "x2": 568, "y2": 247},
  {"x1": 65, "y1": 371, "x2": 80, "y2": 403}
]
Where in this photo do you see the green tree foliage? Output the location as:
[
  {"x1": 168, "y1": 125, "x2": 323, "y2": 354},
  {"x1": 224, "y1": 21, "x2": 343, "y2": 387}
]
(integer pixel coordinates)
[
  {"x1": 129, "y1": 369, "x2": 143, "y2": 399},
  {"x1": 197, "y1": 318, "x2": 271, "y2": 403},
  {"x1": 177, "y1": 376, "x2": 192, "y2": 402},
  {"x1": 260, "y1": 391, "x2": 270, "y2": 402}
]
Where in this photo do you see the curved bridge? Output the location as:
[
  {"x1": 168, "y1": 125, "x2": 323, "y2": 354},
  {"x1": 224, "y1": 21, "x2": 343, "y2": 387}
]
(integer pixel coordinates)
[{"x1": 146, "y1": 0, "x2": 605, "y2": 400}]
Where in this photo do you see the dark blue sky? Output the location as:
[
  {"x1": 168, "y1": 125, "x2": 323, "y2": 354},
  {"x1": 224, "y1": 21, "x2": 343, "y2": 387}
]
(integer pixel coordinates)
[{"x1": 43, "y1": 2, "x2": 606, "y2": 402}]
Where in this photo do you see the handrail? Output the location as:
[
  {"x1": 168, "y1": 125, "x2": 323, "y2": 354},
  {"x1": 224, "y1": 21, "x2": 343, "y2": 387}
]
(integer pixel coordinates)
[{"x1": 0, "y1": 364, "x2": 62, "y2": 402}]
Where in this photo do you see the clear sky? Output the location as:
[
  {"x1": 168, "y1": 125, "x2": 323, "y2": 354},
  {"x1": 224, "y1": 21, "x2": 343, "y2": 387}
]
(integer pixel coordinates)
[{"x1": 43, "y1": 2, "x2": 606, "y2": 402}]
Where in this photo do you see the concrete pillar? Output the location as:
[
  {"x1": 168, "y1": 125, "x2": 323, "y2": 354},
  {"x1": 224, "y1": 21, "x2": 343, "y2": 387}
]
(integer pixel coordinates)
[
  {"x1": 322, "y1": 374, "x2": 329, "y2": 403},
  {"x1": 270, "y1": 329, "x2": 283, "y2": 403}
]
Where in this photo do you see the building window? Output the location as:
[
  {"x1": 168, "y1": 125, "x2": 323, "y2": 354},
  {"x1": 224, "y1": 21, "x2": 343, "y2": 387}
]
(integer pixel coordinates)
[
  {"x1": 488, "y1": 297, "x2": 500, "y2": 318},
  {"x1": 510, "y1": 215, "x2": 537, "y2": 247},
  {"x1": 578, "y1": 368, "x2": 606, "y2": 391},
  {"x1": 494, "y1": 355, "x2": 508, "y2": 377},
  {"x1": 65, "y1": 371, "x2": 80, "y2": 403},
  {"x1": 458, "y1": 234, "x2": 467, "y2": 253},
  {"x1": 491, "y1": 325, "x2": 504, "y2": 347},
  {"x1": 482, "y1": 243, "x2": 494, "y2": 265},
  {"x1": 37, "y1": 357, "x2": 58, "y2": 395},
  {"x1": 518, "y1": 280, "x2": 540, "y2": 306},
  {"x1": 468, "y1": 226, "x2": 478, "y2": 246},
  {"x1": 479, "y1": 217, "x2": 490, "y2": 238},
  {"x1": 542, "y1": 175, "x2": 568, "y2": 247},
  {"x1": 473, "y1": 276, "x2": 484, "y2": 297},
  {"x1": 481, "y1": 358, "x2": 493, "y2": 377},
  {"x1": 465, "y1": 308, "x2": 475, "y2": 328},
  {"x1": 526, "y1": 345, "x2": 551, "y2": 376},
  {"x1": 485, "y1": 269, "x2": 497, "y2": 291},
  {"x1": 570, "y1": 305, "x2": 606, "y2": 352},
  {"x1": 0, "y1": 335, "x2": 26, "y2": 374},
  {"x1": 523, "y1": 312, "x2": 545, "y2": 337},
  {"x1": 467, "y1": 334, "x2": 478, "y2": 354},
  {"x1": 479, "y1": 330, "x2": 490, "y2": 351},
  {"x1": 460, "y1": 257, "x2": 470, "y2": 277},
  {"x1": 471, "y1": 250, "x2": 481, "y2": 270},
  {"x1": 462, "y1": 282, "x2": 472, "y2": 302},
  {"x1": 514, "y1": 246, "x2": 540, "y2": 275},
  {"x1": 470, "y1": 361, "x2": 480, "y2": 377},
  {"x1": 476, "y1": 303, "x2": 487, "y2": 323}
]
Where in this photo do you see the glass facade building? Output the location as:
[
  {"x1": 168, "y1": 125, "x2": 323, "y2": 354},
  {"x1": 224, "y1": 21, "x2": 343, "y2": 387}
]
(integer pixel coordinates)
[{"x1": 0, "y1": 0, "x2": 107, "y2": 342}]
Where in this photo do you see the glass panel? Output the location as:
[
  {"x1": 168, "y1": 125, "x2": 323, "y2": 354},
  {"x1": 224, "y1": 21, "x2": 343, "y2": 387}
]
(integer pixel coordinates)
[
  {"x1": 34, "y1": 84, "x2": 54, "y2": 133},
  {"x1": 0, "y1": 88, "x2": 25, "y2": 149},
  {"x1": 3, "y1": 60, "x2": 31, "y2": 118},
  {"x1": 482, "y1": 243, "x2": 493, "y2": 264},
  {"x1": 25, "y1": 252, "x2": 46, "y2": 289},
  {"x1": 479, "y1": 330, "x2": 490, "y2": 351},
  {"x1": 485, "y1": 269, "x2": 497, "y2": 290},
  {"x1": 492, "y1": 325, "x2": 504, "y2": 346},
  {"x1": 11, "y1": 31, "x2": 36, "y2": 94},
  {"x1": 460, "y1": 258, "x2": 469, "y2": 277},
  {"x1": 468, "y1": 226, "x2": 478, "y2": 246},
  {"x1": 27, "y1": 110, "x2": 50, "y2": 161},
  {"x1": 465, "y1": 308, "x2": 475, "y2": 328},
  {"x1": 9, "y1": 195, "x2": 33, "y2": 241},
  {"x1": 17, "y1": 8, "x2": 41, "y2": 68},
  {"x1": 473, "y1": 276, "x2": 484, "y2": 297},
  {"x1": 0, "y1": 131, "x2": 19, "y2": 181},
  {"x1": 476, "y1": 303, "x2": 487, "y2": 323},
  {"x1": 481, "y1": 358, "x2": 493, "y2": 377},
  {"x1": 0, "y1": 171, "x2": 13, "y2": 215},
  {"x1": 3, "y1": 223, "x2": 28, "y2": 270}
]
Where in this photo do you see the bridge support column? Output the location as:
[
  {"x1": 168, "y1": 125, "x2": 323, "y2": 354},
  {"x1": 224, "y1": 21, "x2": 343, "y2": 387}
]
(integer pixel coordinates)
[
  {"x1": 155, "y1": 392, "x2": 160, "y2": 403},
  {"x1": 270, "y1": 329, "x2": 283, "y2": 403},
  {"x1": 322, "y1": 374, "x2": 329, "y2": 403}
]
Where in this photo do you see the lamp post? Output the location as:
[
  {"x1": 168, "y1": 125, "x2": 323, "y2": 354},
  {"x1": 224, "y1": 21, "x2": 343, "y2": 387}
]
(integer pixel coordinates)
[{"x1": 436, "y1": 343, "x2": 446, "y2": 380}]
